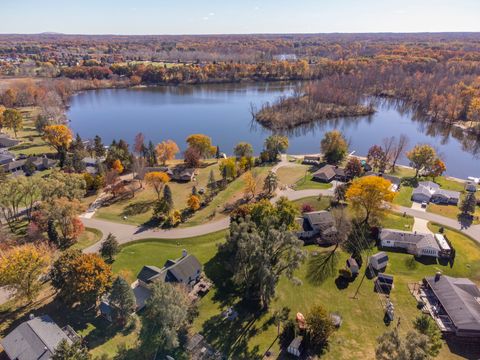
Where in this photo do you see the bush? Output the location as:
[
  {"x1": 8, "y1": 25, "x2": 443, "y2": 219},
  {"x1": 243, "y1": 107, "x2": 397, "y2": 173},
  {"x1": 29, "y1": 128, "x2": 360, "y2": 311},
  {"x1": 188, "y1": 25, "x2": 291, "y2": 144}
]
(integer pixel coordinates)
[{"x1": 338, "y1": 268, "x2": 352, "y2": 279}]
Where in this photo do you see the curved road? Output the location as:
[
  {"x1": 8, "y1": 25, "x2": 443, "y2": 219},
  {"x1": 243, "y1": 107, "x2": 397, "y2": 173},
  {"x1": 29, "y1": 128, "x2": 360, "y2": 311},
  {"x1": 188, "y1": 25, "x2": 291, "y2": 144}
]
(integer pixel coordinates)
[{"x1": 82, "y1": 159, "x2": 480, "y2": 252}]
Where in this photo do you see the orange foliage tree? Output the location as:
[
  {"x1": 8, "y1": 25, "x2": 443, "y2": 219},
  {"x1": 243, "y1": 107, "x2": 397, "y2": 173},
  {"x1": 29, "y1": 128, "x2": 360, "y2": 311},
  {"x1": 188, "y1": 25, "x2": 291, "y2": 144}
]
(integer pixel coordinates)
[
  {"x1": 346, "y1": 176, "x2": 395, "y2": 226},
  {"x1": 187, "y1": 194, "x2": 201, "y2": 211},
  {"x1": 112, "y1": 159, "x2": 124, "y2": 174},
  {"x1": 145, "y1": 171, "x2": 170, "y2": 199},
  {"x1": 156, "y1": 140, "x2": 180, "y2": 165},
  {"x1": 42, "y1": 124, "x2": 73, "y2": 153}
]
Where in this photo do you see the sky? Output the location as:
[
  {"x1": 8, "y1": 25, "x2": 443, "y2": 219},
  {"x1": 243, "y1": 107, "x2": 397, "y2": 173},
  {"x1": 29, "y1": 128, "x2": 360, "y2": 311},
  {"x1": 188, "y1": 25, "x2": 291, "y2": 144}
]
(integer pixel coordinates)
[{"x1": 1, "y1": 0, "x2": 480, "y2": 35}]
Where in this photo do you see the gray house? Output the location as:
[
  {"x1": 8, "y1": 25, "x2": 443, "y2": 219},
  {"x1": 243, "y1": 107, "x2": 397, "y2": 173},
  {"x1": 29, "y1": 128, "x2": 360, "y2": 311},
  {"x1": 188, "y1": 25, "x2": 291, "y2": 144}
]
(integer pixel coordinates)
[
  {"x1": 412, "y1": 181, "x2": 460, "y2": 205},
  {"x1": 296, "y1": 211, "x2": 337, "y2": 243},
  {"x1": 312, "y1": 164, "x2": 349, "y2": 183},
  {"x1": 0, "y1": 315, "x2": 76, "y2": 360},
  {"x1": 0, "y1": 134, "x2": 20, "y2": 148},
  {"x1": 364, "y1": 172, "x2": 401, "y2": 192},
  {"x1": 379, "y1": 229, "x2": 451, "y2": 258},
  {"x1": 0, "y1": 151, "x2": 15, "y2": 165},
  {"x1": 423, "y1": 274, "x2": 480, "y2": 338}
]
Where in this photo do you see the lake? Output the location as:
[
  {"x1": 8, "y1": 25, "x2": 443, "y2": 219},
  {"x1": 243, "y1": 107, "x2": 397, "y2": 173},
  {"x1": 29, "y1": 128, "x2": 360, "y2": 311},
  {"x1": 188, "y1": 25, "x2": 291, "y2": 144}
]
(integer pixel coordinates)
[{"x1": 68, "y1": 82, "x2": 480, "y2": 179}]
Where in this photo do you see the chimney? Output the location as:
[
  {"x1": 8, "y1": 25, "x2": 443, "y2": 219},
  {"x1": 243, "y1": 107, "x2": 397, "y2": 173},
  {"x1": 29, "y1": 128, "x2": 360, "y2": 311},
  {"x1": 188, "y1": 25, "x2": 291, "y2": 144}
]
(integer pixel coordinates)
[
  {"x1": 29, "y1": 313, "x2": 35, "y2": 320},
  {"x1": 434, "y1": 271, "x2": 442, "y2": 282},
  {"x1": 182, "y1": 249, "x2": 188, "y2": 258}
]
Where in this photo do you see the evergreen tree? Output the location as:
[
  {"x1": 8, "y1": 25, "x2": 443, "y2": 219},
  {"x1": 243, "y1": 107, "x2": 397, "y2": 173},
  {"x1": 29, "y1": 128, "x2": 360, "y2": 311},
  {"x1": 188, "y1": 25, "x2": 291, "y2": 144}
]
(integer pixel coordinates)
[
  {"x1": 460, "y1": 192, "x2": 477, "y2": 216},
  {"x1": 192, "y1": 186, "x2": 198, "y2": 196},
  {"x1": 72, "y1": 150, "x2": 86, "y2": 173},
  {"x1": 94, "y1": 135, "x2": 105, "y2": 158},
  {"x1": 163, "y1": 184, "x2": 174, "y2": 213},
  {"x1": 215, "y1": 145, "x2": 221, "y2": 159},
  {"x1": 47, "y1": 219, "x2": 59, "y2": 245},
  {"x1": 263, "y1": 171, "x2": 278, "y2": 194},
  {"x1": 109, "y1": 276, "x2": 136, "y2": 323},
  {"x1": 52, "y1": 339, "x2": 90, "y2": 360},
  {"x1": 100, "y1": 233, "x2": 120, "y2": 262},
  {"x1": 147, "y1": 141, "x2": 156, "y2": 166},
  {"x1": 207, "y1": 169, "x2": 217, "y2": 192}
]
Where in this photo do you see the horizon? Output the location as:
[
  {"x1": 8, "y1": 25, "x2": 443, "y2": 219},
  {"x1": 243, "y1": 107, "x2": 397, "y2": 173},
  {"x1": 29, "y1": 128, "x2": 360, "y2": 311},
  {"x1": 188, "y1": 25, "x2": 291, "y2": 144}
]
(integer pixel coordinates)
[{"x1": 2, "y1": 0, "x2": 480, "y2": 35}]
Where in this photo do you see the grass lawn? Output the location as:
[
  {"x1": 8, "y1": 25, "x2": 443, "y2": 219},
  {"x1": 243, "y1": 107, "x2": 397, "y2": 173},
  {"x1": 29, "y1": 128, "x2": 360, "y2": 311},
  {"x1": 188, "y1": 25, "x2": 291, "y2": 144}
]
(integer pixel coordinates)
[
  {"x1": 276, "y1": 164, "x2": 309, "y2": 186},
  {"x1": 95, "y1": 161, "x2": 222, "y2": 226},
  {"x1": 292, "y1": 196, "x2": 331, "y2": 212},
  {"x1": 433, "y1": 177, "x2": 466, "y2": 192},
  {"x1": 71, "y1": 227, "x2": 103, "y2": 250},
  {"x1": 294, "y1": 174, "x2": 333, "y2": 190},
  {"x1": 381, "y1": 212, "x2": 414, "y2": 231},
  {"x1": 393, "y1": 186, "x2": 413, "y2": 207},
  {"x1": 388, "y1": 166, "x2": 416, "y2": 178},
  {"x1": 6, "y1": 106, "x2": 55, "y2": 156},
  {"x1": 427, "y1": 203, "x2": 480, "y2": 225}
]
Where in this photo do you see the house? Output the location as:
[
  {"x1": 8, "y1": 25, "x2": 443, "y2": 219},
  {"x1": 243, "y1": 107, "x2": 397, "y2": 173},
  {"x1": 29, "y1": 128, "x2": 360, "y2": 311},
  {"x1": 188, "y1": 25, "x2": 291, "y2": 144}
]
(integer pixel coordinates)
[
  {"x1": 0, "y1": 134, "x2": 20, "y2": 148},
  {"x1": 302, "y1": 155, "x2": 321, "y2": 165},
  {"x1": 379, "y1": 229, "x2": 451, "y2": 258},
  {"x1": 30, "y1": 157, "x2": 57, "y2": 171},
  {"x1": 2, "y1": 156, "x2": 57, "y2": 174},
  {"x1": 465, "y1": 181, "x2": 478, "y2": 192},
  {"x1": 139, "y1": 166, "x2": 196, "y2": 182},
  {"x1": 412, "y1": 181, "x2": 460, "y2": 205},
  {"x1": 369, "y1": 251, "x2": 389, "y2": 271},
  {"x1": 365, "y1": 172, "x2": 401, "y2": 192},
  {"x1": 0, "y1": 315, "x2": 78, "y2": 360},
  {"x1": 296, "y1": 211, "x2": 337, "y2": 244},
  {"x1": 186, "y1": 333, "x2": 223, "y2": 360},
  {"x1": 312, "y1": 164, "x2": 349, "y2": 183},
  {"x1": 2, "y1": 159, "x2": 26, "y2": 173},
  {"x1": 287, "y1": 336, "x2": 303, "y2": 357},
  {"x1": 0, "y1": 151, "x2": 15, "y2": 165},
  {"x1": 422, "y1": 274, "x2": 480, "y2": 338},
  {"x1": 346, "y1": 258, "x2": 359, "y2": 276}
]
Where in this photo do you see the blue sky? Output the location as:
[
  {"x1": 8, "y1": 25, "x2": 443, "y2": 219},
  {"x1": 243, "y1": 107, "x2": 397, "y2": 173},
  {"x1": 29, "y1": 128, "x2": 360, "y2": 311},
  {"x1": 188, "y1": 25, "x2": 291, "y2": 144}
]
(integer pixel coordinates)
[{"x1": 2, "y1": 0, "x2": 479, "y2": 34}]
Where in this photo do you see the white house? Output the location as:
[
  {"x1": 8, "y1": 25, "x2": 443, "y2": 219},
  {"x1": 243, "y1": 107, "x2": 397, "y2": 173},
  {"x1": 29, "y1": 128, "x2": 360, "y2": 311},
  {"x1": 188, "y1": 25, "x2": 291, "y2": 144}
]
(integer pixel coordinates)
[
  {"x1": 379, "y1": 229, "x2": 451, "y2": 258},
  {"x1": 412, "y1": 181, "x2": 460, "y2": 205}
]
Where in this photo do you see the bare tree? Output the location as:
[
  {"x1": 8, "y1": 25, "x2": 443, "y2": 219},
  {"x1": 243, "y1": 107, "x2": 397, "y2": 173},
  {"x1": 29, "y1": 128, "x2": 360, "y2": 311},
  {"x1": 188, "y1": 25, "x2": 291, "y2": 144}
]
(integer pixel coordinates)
[{"x1": 390, "y1": 134, "x2": 409, "y2": 173}]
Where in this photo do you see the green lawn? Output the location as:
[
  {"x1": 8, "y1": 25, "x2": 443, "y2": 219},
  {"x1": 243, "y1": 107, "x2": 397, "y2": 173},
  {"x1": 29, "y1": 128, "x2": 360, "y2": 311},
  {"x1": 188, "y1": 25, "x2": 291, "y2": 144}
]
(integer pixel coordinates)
[
  {"x1": 294, "y1": 175, "x2": 333, "y2": 190},
  {"x1": 427, "y1": 203, "x2": 480, "y2": 225},
  {"x1": 71, "y1": 227, "x2": 103, "y2": 250},
  {"x1": 381, "y1": 212, "x2": 414, "y2": 231},
  {"x1": 276, "y1": 164, "x2": 309, "y2": 186},
  {"x1": 393, "y1": 186, "x2": 413, "y2": 207},
  {"x1": 292, "y1": 196, "x2": 331, "y2": 212},
  {"x1": 99, "y1": 216, "x2": 480, "y2": 359}
]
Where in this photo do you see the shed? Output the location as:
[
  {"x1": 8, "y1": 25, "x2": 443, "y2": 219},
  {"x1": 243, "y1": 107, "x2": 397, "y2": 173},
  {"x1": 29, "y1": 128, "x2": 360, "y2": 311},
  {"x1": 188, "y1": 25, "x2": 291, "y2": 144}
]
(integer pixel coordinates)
[
  {"x1": 465, "y1": 182, "x2": 477, "y2": 193},
  {"x1": 369, "y1": 252, "x2": 389, "y2": 271},
  {"x1": 346, "y1": 258, "x2": 359, "y2": 275},
  {"x1": 287, "y1": 336, "x2": 303, "y2": 357},
  {"x1": 375, "y1": 273, "x2": 394, "y2": 293}
]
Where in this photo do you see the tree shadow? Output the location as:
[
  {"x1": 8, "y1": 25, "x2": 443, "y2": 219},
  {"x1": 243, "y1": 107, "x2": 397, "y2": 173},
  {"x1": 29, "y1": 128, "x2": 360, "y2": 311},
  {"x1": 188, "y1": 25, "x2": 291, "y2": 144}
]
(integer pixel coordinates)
[
  {"x1": 121, "y1": 200, "x2": 155, "y2": 217},
  {"x1": 306, "y1": 250, "x2": 339, "y2": 285},
  {"x1": 457, "y1": 213, "x2": 473, "y2": 229},
  {"x1": 445, "y1": 336, "x2": 480, "y2": 359}
]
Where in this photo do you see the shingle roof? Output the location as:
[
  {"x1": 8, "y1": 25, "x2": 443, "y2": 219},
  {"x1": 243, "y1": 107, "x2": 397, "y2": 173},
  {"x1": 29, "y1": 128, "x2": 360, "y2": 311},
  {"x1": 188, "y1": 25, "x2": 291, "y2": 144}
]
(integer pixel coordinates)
[
  {"x1": 380, "y1": 229, "x2": 440, "y2": 250},
  {"x1": 425, "y1": 275, "x2": 480, "y2": 332},
  {"x1": 0, "y1": 315, "x2": 71, "y2": 360},
  {"x1": 137, "y1": 265, "x2": 164, "y2": 283},
  {"x1": 166, "y1": 254, "x2": 202, "y2": 283}
]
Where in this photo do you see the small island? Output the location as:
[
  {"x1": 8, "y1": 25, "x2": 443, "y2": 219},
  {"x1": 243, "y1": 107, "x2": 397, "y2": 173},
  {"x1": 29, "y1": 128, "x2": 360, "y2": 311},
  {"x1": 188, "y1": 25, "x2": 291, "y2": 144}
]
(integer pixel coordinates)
[{"x1": 254, "y1": 82, "x2": 375, "y2": 130}]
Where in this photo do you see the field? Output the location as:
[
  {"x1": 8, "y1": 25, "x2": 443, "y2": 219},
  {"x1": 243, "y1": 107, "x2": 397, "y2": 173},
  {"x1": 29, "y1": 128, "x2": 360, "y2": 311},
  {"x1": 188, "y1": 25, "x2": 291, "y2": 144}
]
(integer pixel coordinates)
[
  {"x1": 294, "y1": 174, "x2": 333, "y2": 190},
  {"x1": 276, "y1": 164, "x2": 309, "y2": 186},
  {"x1": 88, "y1": 214, "x2": 480, "y2": 359}
]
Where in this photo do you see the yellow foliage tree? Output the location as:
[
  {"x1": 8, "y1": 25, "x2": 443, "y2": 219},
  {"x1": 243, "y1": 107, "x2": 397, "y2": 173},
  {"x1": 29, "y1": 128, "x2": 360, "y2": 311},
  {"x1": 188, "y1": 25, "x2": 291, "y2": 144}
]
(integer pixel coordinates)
[
  {"x1": 112, "y1": 159, "x2": 124, "y2": 174},
  {"x1": 156, "y1": 140, "x2": 180, "y2": 165},
  {"x1": 346, "y1": 176, "x2": 395, "y2": 226},
  {"x1": 0, "y1": 243, "x2": 52, "y2": 303},
  {"x1": 187, "y1": 194, "x2": 201, "y2": 211},
  {"x1": 186, "y1": 134, "x2": 215, "y2": 158},
  {"x1": 42, "y1": 124, "x2": 73, "y2": 153},
  {"x1": 243, "y1": 171, "x2": 257, "y2": 200},
  {"x1": 145, "y1": 171, "x2": 170, "y2": 199}
]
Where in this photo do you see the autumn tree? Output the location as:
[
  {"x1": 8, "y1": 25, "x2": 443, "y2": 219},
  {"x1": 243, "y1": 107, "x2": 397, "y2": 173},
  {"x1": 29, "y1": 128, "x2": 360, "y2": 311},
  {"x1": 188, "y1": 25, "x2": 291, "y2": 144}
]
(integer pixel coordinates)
[
  {"x1": 0, "y1": 243, "x2": 52, "y2": 303},
  {"x1": 156, "y1": 140, "x2": 180, "y2": 165},
  {"x1": 219, "y1": 157, "x2": 237, "y2": 182},
  {"x1": 109, "y1": 276, "x2": 136, "y2": 324},
  {"x1": 145, "y1": 171, "x2": 170, "y2": 199},
  {"x1": 264, "y1": 135, "x2": 289, "y2": 162},
  {"x1": 39, "y1": 171, "x2": 86, "y2": 201},
  {"x1": 406, "y1": 144, "x2": 437, "y2": 178},
  {"x1": 305, "y1": 304, "x2": 335, "y2": 352},
  {"x1": 111, "y1": 159, "x2": 124, "y2": 174},
  {"x1": 243, "y1": 171, "x2": 257, "y2": 200},
  {"x1": 186, "y1": 134, "x2": 215, "y2": 159},
  {"x1": 346, "y1": 176, "x2": 395, "y2": 226},
  {"x1": 187, "y1": 194, "x2": 201, "y2": 211},
  {"x1": 3, "y1": 108, "x2": 23, "y2": 138},
  {"x1": 43, "y1": 124, "x2": 73, "y2": 154},
  {"x1": 345, "y1": 157, "x2": 363, "y2": 178},
  {"x1": 234, "y1": 142, "x2": 254, "y2": 159},
  {"x1": 134, "y1": 132, "x2": 145, "y2": 155},
  {"x1": 50, "y1": 250, "x2": 112, "y2": 307},
  {"x1": 367, "y1": 145, "x2": 387, "y2": 172},
  {"x1": 52, "y1": 340, "x2": 90, "y2": 360},
  {"x1": 184, "y1": 146, "x2": 201, "y2": 168},
  {"x1": 426, "y1": 158, "x2": 446, "y2": 181},
  {"x1": 320, "y1": 130, "x2": 348, "y2": 165},
  {"x1": 263, "y1": 171, "x2": 278, "y2": 195},
  {"x1": 41, "y1": 197, "x2": 85, "y2": 248}
]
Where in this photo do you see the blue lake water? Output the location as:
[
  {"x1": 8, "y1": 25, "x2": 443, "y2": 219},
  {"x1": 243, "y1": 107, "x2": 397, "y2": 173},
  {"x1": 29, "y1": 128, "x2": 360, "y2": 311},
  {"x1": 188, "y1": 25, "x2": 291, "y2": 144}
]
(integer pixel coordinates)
[{"x1": 68, "y1": 82, "x2": 480, "y2": 179}]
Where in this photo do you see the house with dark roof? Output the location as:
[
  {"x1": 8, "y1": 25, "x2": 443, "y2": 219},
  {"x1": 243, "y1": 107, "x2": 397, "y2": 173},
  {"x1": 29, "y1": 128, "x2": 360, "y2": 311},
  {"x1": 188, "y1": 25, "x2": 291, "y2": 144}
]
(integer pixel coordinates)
[
  {"x1": 138, "y1": 166, "x2": 197, "y2": 182},
  {"x1": 0, "y1": 151, "x2": 15, "y2": 165},
  {"x1": 379, "y1": 229, "x2": 451, "y2": 258},
  {"x1": 0, "y1": 315, "x2": 77, "y2": 360},
  {"x1": 312, "y1": 164, "x2": 349, "y2": 183},
  {"x1": 0, "y1": 134, "x2": 20, "y2": 148},
  {"x1": 423, "y1": 274, "x2": 480, "y2": 338},
  {"x1": 412, "y1": 181, "x2": 460, "y2": 205},
  {"x1": 296, "y1": 211, "x2": 337, "y2": 244}
]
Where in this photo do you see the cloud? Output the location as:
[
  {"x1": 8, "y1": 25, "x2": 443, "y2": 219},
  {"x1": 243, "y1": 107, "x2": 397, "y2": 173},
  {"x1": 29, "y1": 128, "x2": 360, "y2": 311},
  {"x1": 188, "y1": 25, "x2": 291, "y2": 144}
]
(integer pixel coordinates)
[
  {"x1": 202, "y1": 16, "x2": 209, "y2": 21},
  {"x1": 209, "y1": 12, "x2": 215, "y2": 16}
]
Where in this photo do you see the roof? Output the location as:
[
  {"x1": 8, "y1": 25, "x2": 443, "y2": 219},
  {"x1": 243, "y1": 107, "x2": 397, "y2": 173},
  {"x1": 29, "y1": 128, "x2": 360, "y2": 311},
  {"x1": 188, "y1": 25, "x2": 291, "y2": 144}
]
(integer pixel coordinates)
[
  {"x1": 3, "y1": 159, "x2": 26, "y2": 171},
  {"x1": 425, "y1": 275, "x2": 480, "y2": 332},
  {"x1": 137, "y1": 265, "x2": 164, "y2": 283},
  {"x1": 371, "y1": 251, "x2": 389, "y2": 261},
  {"x1": 365, "y1": 172, "x2": 401, "y2": 186},
  {"x1": 0, "y1": 315, "x2": 72, "y2": 360},
  {"x1": 312, "y1": 165, "x2": 339, "y2": 181},
  {"x1": 418, "y1": 181, "x2": 440, "y2": 190},
  {"x1": 288, "y1": 336, "x2": 303, "y2": 350},
  {"x1": 434, "y1": 189, "x2": 460, "y2": 200},
  {"x1": 304, "y1": 211, "x2": 334, "y2": 229},
  {"x1": 380, "y1": 229, "x2": 440, "y2": 251},
  {"x1": 136, "y1": 254, "x2": 202, "y2": 284}
]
